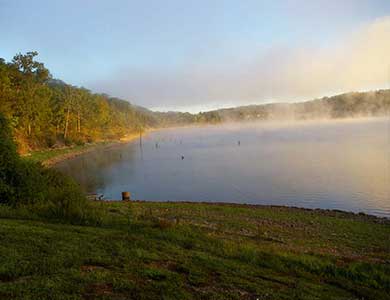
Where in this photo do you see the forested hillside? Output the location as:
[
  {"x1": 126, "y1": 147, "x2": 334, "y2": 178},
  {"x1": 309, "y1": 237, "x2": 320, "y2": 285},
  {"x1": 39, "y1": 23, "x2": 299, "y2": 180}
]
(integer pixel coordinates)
[
  {"x1": 0, "y1": 52, "x2": 156, "y2": 152},
  {"x1": 204, "y1": 90, "x2": 390, "y2": 122},
  {"x1": 138, "y1": 90, "x2": 390, "y2": 125}
]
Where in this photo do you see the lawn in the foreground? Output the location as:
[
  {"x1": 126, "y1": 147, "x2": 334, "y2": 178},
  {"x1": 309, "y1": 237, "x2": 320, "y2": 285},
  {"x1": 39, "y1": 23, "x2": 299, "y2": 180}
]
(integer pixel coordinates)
[{"x1": 0, "y1": 202, "x2": 389, "y2": 300}]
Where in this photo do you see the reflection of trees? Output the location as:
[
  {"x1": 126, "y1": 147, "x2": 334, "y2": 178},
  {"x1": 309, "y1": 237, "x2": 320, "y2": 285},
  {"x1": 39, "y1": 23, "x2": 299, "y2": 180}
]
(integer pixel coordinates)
[{"x1": 55, "y1": 144, "x2": 137, "y2": 193}]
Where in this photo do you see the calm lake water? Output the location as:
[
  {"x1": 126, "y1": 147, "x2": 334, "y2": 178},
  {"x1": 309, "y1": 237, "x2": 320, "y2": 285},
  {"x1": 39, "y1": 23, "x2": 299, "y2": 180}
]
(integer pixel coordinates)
[{"x1": 55, "y1": 118, "x2": 390, "y2": 217}]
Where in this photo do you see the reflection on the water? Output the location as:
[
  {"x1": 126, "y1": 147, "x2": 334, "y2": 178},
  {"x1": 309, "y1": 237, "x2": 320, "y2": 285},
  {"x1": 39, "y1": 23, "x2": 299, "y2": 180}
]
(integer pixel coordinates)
[
  {"x1": 55, "y1": 118, "x2": 390, "y2": 217},
  {"x1": 56, "y1": 146, "x2": 138, "y2": 193}
]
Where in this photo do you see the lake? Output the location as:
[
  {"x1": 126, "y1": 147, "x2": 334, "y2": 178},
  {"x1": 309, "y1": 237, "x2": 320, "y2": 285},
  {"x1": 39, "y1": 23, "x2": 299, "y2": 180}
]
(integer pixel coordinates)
[{"x1": 55, "y1": 118, "x2": 390, "y2": 218}]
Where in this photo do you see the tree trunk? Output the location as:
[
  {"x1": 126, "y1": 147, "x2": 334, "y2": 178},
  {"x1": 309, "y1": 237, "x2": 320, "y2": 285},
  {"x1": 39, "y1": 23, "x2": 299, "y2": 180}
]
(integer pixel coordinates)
[
  {"x1": 77, "y1": 111, "x2": 81, "y2": 133},
  {"x1": 64, "y1": 107, "x2": 70, "y2": 139}
]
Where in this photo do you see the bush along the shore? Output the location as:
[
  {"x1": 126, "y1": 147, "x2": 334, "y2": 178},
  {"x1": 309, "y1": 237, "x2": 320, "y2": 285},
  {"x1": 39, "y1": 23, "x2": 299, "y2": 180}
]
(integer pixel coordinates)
[{"x1": 0, "y1": 113, "x2": 101, "y2": 225}]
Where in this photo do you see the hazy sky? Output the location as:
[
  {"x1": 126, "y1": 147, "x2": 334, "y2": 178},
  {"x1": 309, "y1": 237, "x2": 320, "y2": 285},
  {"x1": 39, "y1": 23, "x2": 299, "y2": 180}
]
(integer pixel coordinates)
[{"x1": 1, "y1": 0, "x2": 390, "y2": 112}]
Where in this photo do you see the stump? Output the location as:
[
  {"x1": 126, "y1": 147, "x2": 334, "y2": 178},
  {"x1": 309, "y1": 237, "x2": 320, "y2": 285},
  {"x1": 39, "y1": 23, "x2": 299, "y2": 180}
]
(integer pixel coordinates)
[{"x1": 122, "y1": 191, "x2": 131, "y2": 201}]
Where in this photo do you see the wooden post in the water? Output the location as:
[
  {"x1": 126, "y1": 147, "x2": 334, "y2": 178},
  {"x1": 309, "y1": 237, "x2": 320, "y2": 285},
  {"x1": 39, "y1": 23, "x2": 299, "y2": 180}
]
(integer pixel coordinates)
[{"x1": 122, "y1": 191, "x2": 131, "y2": 201}]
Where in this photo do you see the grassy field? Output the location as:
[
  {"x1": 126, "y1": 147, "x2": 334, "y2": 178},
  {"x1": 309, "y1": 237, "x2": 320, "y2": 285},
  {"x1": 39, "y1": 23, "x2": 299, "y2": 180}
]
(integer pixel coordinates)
[{"x1": 0, "y1": 201, "x2": 389, "y2": 300}]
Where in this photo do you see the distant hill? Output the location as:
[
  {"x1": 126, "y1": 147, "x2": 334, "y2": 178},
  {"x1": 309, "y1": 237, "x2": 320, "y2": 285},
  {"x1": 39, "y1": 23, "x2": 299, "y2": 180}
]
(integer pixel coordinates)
[
  {"x1": 150, "y1": 89, "x2": 390, "y2": 125},
  {"x1": 197, "y1": 90, "x2": 390, "y2": 123}
]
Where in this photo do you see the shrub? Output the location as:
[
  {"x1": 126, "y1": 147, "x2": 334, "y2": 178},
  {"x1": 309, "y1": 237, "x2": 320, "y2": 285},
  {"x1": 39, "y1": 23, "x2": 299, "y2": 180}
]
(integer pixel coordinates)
[
  {"x1": 64, "y1": 138, "x2": 73, "y2": 146},
  {"x1": 0, "y1": 114, "x2": 22, "y2": 203},
  {"x1": 0, "y1": 113, "x2": 100, "y2": 224},
  {"x1": 44, "y1": 131, "x2": 57, "y2": 148}
]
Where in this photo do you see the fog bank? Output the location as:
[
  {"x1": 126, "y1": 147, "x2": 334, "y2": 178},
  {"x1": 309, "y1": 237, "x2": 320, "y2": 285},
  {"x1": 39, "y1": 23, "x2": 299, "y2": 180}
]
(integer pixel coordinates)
[{"x1": 89, "y1": 17, "x2": 390, "y2": 112}]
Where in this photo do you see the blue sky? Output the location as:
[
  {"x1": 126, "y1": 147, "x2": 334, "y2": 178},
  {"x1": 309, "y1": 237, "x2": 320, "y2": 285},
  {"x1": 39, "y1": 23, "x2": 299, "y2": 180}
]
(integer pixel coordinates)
[{"x1": 1, "y1": 0, "x2": 390, "y2": 112}]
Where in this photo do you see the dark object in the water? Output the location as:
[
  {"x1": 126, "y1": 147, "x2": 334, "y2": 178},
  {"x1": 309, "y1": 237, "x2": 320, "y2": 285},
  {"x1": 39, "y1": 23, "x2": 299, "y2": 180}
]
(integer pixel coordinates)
[
  {"x1": 155, "y1": 142, "x2": 158, "y2": 148},
  {"x1": 238, "y1": 140, "x2": 241, "y2": 146},
  {"x1": 181, "y1": 156, "x2": 184, "y2": 160},
  {"x1": 122, "y1": 191, "x2": 131, "y2": 201}
]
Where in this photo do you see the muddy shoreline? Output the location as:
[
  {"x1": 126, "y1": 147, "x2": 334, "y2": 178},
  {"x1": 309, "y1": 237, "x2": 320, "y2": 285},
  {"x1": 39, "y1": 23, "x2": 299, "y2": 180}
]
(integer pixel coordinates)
[
  {"x1": 95, "y1": 199, "x2": 390, "y2": 223},
  {"x1": 39, "y1": 131, "x2": 151, "y2": 167}
]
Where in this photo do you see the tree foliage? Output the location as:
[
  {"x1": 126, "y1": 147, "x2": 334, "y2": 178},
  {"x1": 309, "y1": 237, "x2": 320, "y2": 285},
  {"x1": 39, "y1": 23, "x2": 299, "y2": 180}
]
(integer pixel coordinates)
[
  {"x1": 0, "y1": 113, "x2": 99, "y2": 224},
  {"x1": 0, "y1": 52, "x2": 154, "y2": 151}
]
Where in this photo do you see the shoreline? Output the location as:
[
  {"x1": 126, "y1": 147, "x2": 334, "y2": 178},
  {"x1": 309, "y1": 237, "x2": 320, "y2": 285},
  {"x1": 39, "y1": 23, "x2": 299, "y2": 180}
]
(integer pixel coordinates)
[
  {"x1": 96, "y1": 199, "x2": 390, "y2": 221},
  {"x1": 25, "y1": 129, "x2": 155, "y2": 167}
]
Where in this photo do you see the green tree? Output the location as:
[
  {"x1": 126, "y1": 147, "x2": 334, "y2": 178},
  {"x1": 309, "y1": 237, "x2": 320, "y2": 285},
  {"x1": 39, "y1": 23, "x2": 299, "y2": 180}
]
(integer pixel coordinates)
[{"x1": 9, "y1": 52, "x2": 52, "y2": 138}]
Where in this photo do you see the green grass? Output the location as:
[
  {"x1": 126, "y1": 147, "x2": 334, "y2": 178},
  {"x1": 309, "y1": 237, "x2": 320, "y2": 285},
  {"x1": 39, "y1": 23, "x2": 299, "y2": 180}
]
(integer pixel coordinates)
[
  {"x1": 0, "y1": 202, "x2": 389, "y2": 300},
  {"x1": 25, "y1": 142, "x2": 112, "y2": 164}
]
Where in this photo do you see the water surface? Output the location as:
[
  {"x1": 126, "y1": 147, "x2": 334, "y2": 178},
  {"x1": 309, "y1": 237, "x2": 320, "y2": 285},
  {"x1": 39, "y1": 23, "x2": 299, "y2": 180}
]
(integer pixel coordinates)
[{"x1": 55, "y1": 118, "x2": 390, "y2": 217}]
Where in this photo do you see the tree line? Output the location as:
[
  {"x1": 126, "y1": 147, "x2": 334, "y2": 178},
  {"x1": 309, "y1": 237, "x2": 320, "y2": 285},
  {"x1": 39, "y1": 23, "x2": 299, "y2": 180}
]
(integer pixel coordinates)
[{"x1": 199, "y1": 90, "x2": 390, "y2": 122}]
